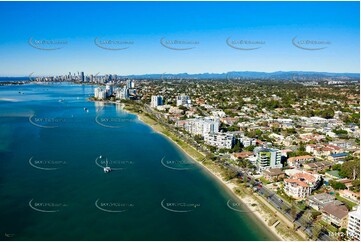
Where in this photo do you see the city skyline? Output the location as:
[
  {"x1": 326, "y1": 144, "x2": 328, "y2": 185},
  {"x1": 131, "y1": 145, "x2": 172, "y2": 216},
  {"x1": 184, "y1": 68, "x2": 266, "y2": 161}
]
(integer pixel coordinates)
[{"x1": 0, "y1": 1, "x2": 359, "y2": 76}]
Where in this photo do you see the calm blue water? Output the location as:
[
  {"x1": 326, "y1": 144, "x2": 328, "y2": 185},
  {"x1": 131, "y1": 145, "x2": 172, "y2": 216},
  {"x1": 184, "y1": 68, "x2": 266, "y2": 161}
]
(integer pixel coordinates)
[{"x1": 0, "y1": 83, "x2": 277, "y2": 241}]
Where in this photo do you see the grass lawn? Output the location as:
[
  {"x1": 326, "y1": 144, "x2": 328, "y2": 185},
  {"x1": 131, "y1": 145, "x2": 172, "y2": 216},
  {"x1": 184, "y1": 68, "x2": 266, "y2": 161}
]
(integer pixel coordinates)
[
  {"x1": 319, "y1": 220, "x2": 338, "y2": 233},
  {"x1": 336, "y1": 194, "x2": 358, "y2": 209}
]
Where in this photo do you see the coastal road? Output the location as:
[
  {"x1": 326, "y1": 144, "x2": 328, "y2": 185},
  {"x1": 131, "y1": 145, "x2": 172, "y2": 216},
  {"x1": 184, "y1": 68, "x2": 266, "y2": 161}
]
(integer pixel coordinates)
[{"x1": 140, "y1": 103, "x2": 332, "y2": 241}]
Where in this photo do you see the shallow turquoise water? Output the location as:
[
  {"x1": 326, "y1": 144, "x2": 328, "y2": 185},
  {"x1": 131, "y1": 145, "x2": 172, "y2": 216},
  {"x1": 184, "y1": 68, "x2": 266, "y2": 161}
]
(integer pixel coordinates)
[{"x1": 0, "y1": 83, "x2": 277, "y2": 241}]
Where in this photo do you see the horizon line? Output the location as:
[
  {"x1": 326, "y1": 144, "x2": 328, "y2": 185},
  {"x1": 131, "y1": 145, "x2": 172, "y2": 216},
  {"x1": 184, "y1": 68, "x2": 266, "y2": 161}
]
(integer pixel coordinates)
[{"x1": 0, "y1": 70, "x2": 360, "y2": 78}]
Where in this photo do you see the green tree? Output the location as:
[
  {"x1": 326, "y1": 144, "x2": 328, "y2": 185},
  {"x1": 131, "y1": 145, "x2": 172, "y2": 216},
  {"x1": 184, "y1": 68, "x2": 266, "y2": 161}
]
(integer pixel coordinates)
[
  {"x1": 311, "y1": 225, "x2": 322, "y2": 240},
  {"x1": 339, "y1": 160, "x2": 360, "y2": 179},
  {"x1": 329, "y1": 180, "x2": 347, "y2": 190}
]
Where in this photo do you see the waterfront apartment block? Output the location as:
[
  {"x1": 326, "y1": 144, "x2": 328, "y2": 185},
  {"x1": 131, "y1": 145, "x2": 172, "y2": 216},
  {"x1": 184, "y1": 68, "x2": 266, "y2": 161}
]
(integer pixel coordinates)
[
  {"x1": 94, "y1": 87, "x2": 107, "y2": 100},
  {"x1": 284, "y1": 171, "x2": 321, "y2": 198},
  {"x1": 254, "y1": 147, "x2": 282, "y2": 172},
  {"x1": 204, "y1": 132, "x2": 235, "y2": 149}
]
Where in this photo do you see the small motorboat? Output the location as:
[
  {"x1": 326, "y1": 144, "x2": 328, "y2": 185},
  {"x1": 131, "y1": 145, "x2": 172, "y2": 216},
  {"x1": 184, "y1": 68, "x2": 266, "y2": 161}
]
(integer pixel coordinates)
[{"x1": 103, "y1": 158, "x2": 111, "y2": 173}]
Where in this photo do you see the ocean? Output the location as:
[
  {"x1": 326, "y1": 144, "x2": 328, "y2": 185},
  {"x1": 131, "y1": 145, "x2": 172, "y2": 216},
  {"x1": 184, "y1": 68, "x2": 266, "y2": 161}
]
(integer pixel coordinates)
[{"x1": 0, "y1": 82, "x2": 277, "y2": 241}]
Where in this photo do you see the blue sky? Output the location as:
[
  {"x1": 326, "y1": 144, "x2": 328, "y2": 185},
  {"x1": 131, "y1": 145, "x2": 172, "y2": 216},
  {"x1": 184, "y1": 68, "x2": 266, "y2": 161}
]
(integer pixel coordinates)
[{"x1": 0, "y1": 1, "x2": 359, "y2": 76}]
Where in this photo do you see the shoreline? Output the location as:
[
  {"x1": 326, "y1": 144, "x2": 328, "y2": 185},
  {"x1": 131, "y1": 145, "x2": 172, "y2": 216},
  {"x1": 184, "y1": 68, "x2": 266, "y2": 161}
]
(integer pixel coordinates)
[{"x1": 123, "y1": 104, "x2": 305, "y2": 241}]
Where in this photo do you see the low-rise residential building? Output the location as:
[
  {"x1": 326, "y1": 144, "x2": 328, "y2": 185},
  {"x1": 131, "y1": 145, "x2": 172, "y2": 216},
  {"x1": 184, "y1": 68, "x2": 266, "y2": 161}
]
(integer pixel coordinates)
[
  {"x1": 283, "y1": 171, "x2": 321, "y2": 198},
  {"x1": 339, "y1": 190, "x2": 360, "y2": 204},
  {"x1": 220, "y1": 117, "x2": 238, "y2": 125},
  {"x1": 303, "y1": 161, "x2": 331, "y2": 172},
  {"x1": 284, "y1": 178, "x2": 311, "y2": 199},
  {"x1": 322, "y1": 203, "x2": 349, "y2": 228},
  {"x1": 306, "y1": 144, "x2": 343, "y2": 157},
  {"x1": 263, "y1": 168, "x2": 285, "y2": 182},
  {"x1": 231, "y1": 152, "x2": 253, "y2": 161},
  {"x1": 204, "y1": 132, "x2": 235, "y2": 149},
  {"x1": 328, "y1": 152, "x2": 349, "y2": 162},
  {"x1": 287, "y1": 155, "x2": 315, "y2": 167},
  {"x1": 308, "y1": 193, "x2": 342, "y2": 211},
  {"x1": 347, "y1": 206, "x2": 361, "y2": 241},
  {"x1": 239, "y1": 136, "x2": 256, "y2": 147}
]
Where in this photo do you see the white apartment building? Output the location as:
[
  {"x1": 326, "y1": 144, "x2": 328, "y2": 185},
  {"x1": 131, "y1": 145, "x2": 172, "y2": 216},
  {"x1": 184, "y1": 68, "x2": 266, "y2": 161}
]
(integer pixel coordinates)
[
  {"x1": 151, "y1": 95, "x2": 163, "y2": 108},
  {"x1": 284, "y1": 171, "x2": 321, "y2": 198},
  {"x1": 254, "y1": 147, "x2": 282, "y2": 172},
  {"x1": 239, "y1": 136, "x2": 256, "y2": 147},
  {"x1": 284, "y1": 179, "x2": 312, "y2": 199},
  {"x1": 204, "y1": 132, "x2": 234, "y2": 149},
  {"x1": 126, "y1": 79, "x2": 135, "y2": 88},
  {"x1": 115, "y1": 87, "x2": 129, "y2": 100},
  {"x1": 347, "y1": 206, "x2": 360, "y2": 240},
  {"x1": 177, "y1": 117, "x2": 219, "y2": 137},
  {"x1": 176, "y1": 94, "x2": 191, "y2": 107},
  {"x1": 94, "y1": 87, "x2": 106, "y2": 100},
  {"x1": 105, "y1": 84, "x2": 114, "y2": 97}
]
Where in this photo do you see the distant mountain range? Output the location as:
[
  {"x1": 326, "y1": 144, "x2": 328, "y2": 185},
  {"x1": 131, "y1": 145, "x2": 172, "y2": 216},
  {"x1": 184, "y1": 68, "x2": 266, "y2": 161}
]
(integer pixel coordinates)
[
  {"x1": 124, "y1": 71, "x2": 360, "y2": 80},
  {"x1": 0, "y1": 71, "x2": 359, "y2": 81}
]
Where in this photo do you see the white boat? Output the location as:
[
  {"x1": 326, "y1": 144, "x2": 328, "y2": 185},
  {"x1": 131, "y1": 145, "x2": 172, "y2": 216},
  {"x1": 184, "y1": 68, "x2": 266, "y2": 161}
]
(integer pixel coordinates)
[{"x1": 103, "y1": 158, "x2": 111, "y2": 173}]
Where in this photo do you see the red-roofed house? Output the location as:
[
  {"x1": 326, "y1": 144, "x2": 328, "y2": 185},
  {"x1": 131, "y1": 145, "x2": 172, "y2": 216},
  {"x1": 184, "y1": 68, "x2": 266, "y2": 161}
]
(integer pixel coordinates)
[
  {"x1": 283, "y1": 171, "x2": 321, "y2": 198},
  {"x1": 287, "y1": 155, "x2": 315, "y2": 167}
]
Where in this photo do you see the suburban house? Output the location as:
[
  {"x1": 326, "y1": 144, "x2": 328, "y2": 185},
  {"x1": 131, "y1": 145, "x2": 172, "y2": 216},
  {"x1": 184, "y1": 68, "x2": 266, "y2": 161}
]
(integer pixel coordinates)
[
  {"x1": 303, "y1": 161, "x2": 332, "y2": 172},
  {"x1": 339, "y1": 190, "x2": 360, "y2": 204},
  {"x1": 287, "y1": 155, "x2": 315, "y2": 167},
  {"x1": 263, "y1": 168, "x2": 285, "y2": 182},
  {"x1": 231, "y1": 152, "x2": 253, "y2": 161},
  {"x1": 308, "y1": 193, "x2": 342, "y2": 211},
  {"x1": 328, "y1": 152, "x2": 349, "y2": 162},
  {"x1": 321, "y1": 203, "x2": 349, "y2": 228}
]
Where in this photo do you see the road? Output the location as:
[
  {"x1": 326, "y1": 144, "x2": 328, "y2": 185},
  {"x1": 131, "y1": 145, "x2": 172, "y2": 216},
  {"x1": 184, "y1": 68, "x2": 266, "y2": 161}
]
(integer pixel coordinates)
[{"x1": 140, "y1": 102, "x2": 333, "y2": 241}]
